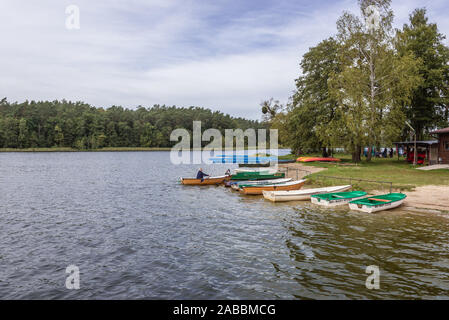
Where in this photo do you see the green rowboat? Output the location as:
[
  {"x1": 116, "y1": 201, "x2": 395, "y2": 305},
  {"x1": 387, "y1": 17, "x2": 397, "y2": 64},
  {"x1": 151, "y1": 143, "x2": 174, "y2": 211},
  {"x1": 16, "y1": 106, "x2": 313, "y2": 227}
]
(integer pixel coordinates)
[
  {"x1": 349, "y1": 193, "x2": 407, "y2": 213},
  {"x1": 311, "y1": 191, "x2": 367, "y2": 207},
  {"x1": 230, "y1": 172, "x2": 285, "y2": 181}
]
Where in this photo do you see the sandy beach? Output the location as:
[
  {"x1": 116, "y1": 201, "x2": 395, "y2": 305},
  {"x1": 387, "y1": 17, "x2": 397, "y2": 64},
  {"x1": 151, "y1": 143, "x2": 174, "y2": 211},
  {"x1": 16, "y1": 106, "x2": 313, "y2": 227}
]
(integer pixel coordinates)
[{"x1": 402, "y1": 185, "x2": 449, "y2": 212}]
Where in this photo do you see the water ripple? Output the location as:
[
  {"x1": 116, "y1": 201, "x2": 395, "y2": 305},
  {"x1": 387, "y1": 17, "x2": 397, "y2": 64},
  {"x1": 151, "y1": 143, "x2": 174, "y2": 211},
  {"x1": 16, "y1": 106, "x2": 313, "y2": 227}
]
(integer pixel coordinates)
[{"x1": 0, "y1": 151, "x2": 448, "y2": 299}]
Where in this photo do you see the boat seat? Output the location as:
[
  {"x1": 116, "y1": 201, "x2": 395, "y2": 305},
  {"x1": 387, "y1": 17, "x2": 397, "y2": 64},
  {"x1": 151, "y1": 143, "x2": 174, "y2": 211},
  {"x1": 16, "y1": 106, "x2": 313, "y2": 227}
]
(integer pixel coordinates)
[{"x1": 367, "y1": 198, "x2": 390, "y2": 202}]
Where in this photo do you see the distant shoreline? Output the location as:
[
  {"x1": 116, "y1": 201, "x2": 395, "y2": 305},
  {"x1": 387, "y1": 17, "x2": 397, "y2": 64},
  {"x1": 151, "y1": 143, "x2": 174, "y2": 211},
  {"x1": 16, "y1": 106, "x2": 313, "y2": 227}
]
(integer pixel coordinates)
[
  {"x1": 0, "y1": 147, "x2": 289, "y2": 153},
  {"x1": 0, "y1": 147, "x2": 172, "y2": 152}
]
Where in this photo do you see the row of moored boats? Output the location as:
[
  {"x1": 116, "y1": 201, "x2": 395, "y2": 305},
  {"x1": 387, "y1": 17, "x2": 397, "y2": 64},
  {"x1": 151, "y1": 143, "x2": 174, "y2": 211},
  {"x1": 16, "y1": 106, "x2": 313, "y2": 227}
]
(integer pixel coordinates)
[{"x1": 181, "y1": 168, "x2": 407, "y2": 213}]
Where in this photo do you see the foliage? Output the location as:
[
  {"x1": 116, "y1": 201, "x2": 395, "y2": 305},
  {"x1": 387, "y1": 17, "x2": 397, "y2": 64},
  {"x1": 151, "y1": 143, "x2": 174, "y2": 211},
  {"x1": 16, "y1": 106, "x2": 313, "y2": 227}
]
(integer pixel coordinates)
[
  {"x1": 327, "y1": 0, "x2": 421, "y2": 162},
  {"x1": 0, "y1": 99, "x2": 265, "y2": 149},
  {"x1": 396, "y1": 8, "x2": 449, "y2": 138},
  {"x1": 261, "y1": 98, "x2": 283, "y2": 123},
  {"x1": 270, "y1": 38, "x2": 341, "y2": 155},
  {"x1": 271, "y1": 0, "x2": 448, "y2": 163},
  {"x1": 294, "y1": 38, "x2": 341, "y2": 154}
]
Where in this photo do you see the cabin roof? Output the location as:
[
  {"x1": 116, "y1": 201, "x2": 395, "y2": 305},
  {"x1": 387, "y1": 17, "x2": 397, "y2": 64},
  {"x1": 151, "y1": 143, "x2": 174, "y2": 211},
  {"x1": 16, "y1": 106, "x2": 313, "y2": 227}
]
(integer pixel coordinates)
[
  {"x1": 394, "y1": 140, "x2": 439, "y2": 146},
  {"x1": 430, "y1": 127, "x2": 449, "y2": 134}
]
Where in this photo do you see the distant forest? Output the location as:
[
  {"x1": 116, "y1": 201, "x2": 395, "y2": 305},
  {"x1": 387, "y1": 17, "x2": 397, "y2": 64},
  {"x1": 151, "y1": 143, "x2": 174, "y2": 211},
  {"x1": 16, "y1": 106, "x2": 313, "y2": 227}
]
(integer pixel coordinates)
[{"x1": 0, "y1": 98, "x2": 265, "y2": 149}]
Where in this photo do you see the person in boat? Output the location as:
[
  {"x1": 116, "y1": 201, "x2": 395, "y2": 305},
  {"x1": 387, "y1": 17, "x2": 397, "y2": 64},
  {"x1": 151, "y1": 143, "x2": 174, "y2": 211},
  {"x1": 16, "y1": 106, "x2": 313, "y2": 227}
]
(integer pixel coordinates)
[
  {"x1": 225, "y1": 169, "x2": 231, "y2": 176},
  {"x1": 196, "y1": 168, "x2": 210, "y2": 182}
]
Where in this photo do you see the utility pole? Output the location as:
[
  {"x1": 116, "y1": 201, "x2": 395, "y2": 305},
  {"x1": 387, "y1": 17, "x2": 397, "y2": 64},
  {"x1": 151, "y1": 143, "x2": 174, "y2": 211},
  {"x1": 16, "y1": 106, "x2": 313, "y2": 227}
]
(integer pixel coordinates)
[{"x1": 405, "y1": 121, "x2": 417, "y2": 166}]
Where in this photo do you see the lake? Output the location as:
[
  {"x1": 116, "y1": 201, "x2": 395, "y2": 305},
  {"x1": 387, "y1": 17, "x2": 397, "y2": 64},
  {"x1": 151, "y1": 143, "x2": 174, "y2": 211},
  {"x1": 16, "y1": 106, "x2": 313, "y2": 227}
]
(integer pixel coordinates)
[{"x1": 0, "y1": 151, "x2": 448, "y2": 299}]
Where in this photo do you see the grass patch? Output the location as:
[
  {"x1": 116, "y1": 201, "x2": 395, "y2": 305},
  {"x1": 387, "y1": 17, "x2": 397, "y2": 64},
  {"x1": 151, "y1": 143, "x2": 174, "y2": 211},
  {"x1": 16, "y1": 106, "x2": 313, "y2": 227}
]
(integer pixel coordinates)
[
  {"x1": 287, "y1": 153, "x2": 449, "y2": 192},
  {"x1": 279, "y1": 154, "x2": 298, "y2": 161}
]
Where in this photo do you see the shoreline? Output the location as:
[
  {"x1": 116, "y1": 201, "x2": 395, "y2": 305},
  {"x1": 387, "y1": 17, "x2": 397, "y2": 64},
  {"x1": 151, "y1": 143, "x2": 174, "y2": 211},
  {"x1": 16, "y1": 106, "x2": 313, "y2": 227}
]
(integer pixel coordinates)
[
  {"x1": 279, "y1": 163, "x2": 449, "y2": 214},
  {"x1": 0, "y1": 147, "x2": 172, "y2": 152},
  {"x1": 0, "y1": 147, "x2": 289, "y2": 153}
]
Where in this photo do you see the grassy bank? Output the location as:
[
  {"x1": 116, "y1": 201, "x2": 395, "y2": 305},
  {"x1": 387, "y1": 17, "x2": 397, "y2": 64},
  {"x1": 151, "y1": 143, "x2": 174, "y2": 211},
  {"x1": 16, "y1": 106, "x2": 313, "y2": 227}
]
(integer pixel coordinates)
[
  {"x1": 0, "y1": 147, "x2": 172, "y2": 152},
  {"x1": 286, "y1": 153, "x2": 449, "y2": 191}
]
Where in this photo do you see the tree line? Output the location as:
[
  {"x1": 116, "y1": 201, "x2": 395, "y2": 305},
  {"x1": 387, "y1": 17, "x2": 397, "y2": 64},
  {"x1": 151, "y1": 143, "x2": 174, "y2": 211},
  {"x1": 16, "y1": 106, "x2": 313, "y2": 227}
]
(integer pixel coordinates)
[
  {"x1": 265, "y1": 0, "x2": 449, "y2": 162},
  {"x1": 0, "y1": 99, "x2": 264, "y2": 149}
]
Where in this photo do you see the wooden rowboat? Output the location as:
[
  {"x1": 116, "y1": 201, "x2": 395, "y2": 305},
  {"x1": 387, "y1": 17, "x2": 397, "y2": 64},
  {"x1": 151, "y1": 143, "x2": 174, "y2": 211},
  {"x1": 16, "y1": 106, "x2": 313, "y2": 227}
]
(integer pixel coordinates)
[
  {"x1": 311, "y1": 191, "x2": 367, "y2": 207},
  {"x1": 348, "y1": 193, "x2": 407, "y2": 213},
  {"x1": 263, "y1": 185, "x2": 352, "y2": 202},
  {"x1": 241, "y1": 180, "x2": 306, "y2": 195},
  {"x1": 181, "y1": 175, "x2": 230, "y2": 185},
  {"x1": 230, "y1": 178, "x2": 292, "y2": 190}
]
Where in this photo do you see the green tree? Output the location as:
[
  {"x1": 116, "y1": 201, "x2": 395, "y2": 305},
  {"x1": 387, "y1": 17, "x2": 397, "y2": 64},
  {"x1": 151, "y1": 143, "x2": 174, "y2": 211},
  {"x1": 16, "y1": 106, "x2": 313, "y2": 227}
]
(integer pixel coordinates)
[
  {"x1": 140, "y1": 122, "x2": 156, "y2": 147},
  {"x1": 0, "y1": 99, "x2": 264, "y2": 149},
  {"x1": 2, "y1": 117, "x2": 18, "y2": 148},
  {"x1": 54, "y1": 125, "x2": 64, "y2": 147},
  {"x1": 396, "y1": 8, "x2": 449, "y2": 138},
  {"x1": 261, "y1": 98, "x2": 282, "y2": 123},
  {"x1": 18, "y1": 118, "x2": 29, "y2": 148},
  {"x1": 290, "y1": 37, "x2": 341, "y2": 156},
  {"x1": 328, "y1": 0, "x2": 421, "y2": 162}
]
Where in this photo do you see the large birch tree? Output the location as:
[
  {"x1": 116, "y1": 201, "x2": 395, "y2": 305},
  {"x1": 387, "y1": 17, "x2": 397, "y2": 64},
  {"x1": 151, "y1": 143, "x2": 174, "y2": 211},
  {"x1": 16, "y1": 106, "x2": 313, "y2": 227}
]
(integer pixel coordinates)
[{"x1": 327, "y1": 0, "x2": 421, "y2": 162}]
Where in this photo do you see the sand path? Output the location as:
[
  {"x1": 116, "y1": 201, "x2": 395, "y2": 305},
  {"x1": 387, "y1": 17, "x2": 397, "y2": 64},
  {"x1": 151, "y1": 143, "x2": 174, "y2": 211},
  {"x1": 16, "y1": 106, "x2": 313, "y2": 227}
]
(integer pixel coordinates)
[{"x1": 278, "y1": 163, "x2": 326, "y2": 179}]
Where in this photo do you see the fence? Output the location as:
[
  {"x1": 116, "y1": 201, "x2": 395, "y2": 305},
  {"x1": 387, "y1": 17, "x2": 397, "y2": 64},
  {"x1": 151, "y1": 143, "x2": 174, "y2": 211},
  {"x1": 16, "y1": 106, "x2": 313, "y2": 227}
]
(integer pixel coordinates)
[
  {"x1": 278, "y1": 167, "x2": 393, "y2": 193},
  {"x1": 278, "y1": 167, "x2": 311, "y2": 180}
]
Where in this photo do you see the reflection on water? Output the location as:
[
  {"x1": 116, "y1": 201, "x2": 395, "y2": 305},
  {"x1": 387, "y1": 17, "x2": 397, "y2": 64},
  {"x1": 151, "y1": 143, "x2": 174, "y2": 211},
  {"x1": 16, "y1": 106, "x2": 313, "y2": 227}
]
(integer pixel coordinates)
[{"x1": 0, "y1": 151, "x2": 448, "y2": 299}]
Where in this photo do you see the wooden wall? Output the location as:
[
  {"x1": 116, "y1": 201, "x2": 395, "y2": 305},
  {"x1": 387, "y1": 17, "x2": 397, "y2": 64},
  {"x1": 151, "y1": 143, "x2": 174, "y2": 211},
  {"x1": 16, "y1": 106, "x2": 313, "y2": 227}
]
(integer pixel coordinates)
[
  {"x1": 438, "y1": 133, "x2": 449, "y2": 164},
  {"x1": 430, "y1": 145, "x2": 439, "y2": 164}
]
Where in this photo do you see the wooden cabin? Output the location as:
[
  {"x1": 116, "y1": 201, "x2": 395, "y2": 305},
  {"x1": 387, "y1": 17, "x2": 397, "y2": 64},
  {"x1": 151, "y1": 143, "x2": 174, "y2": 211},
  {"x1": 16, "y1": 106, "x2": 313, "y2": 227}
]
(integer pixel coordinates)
[
  {"x1": 394, "y1": 140, "x2": 439, "y2": 165},
  {"x1": 430, "y1": 127, "x2": 449, "y2": 164},
  {"x1": 394, "y1": 127, "x2": 449, "y2": 165}
]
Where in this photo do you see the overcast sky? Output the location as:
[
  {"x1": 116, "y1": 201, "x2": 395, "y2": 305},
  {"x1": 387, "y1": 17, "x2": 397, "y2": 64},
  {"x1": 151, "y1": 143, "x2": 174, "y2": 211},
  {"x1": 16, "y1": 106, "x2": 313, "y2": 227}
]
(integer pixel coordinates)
[{"x1": 1, "y1": 0, "x2": 448, "y2": 119}]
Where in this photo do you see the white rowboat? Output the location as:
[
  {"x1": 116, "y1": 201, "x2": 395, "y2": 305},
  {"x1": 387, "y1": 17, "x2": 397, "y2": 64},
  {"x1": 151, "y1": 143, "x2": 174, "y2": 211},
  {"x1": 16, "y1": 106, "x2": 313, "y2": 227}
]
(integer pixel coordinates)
[
  {"x1": 230, "y1": 178, "x2": 292, "y2": 190},
  {"x1": 263, "y1": 185, "x2": 352, "y2": 202}
]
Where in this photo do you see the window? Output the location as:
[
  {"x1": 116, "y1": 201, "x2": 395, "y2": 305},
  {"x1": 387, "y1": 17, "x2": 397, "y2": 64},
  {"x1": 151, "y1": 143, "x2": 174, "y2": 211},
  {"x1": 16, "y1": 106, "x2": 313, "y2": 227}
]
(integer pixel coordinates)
[{"x1": 446, "y1": 141, "x2": 449, "y2": 151}]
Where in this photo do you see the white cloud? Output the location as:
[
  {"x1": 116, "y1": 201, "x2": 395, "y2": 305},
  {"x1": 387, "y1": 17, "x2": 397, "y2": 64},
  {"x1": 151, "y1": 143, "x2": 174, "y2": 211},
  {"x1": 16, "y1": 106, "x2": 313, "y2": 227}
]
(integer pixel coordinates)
[{"x1": 0, "y1": 0, "x2": 448, "y2": 119}]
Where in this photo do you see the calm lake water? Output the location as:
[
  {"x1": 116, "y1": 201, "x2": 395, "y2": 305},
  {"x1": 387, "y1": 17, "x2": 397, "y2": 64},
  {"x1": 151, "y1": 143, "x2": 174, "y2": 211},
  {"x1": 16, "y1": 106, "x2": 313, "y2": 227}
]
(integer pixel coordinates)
[{"x1": 0, "y1": 151, "x2": 448, "y2": 299}]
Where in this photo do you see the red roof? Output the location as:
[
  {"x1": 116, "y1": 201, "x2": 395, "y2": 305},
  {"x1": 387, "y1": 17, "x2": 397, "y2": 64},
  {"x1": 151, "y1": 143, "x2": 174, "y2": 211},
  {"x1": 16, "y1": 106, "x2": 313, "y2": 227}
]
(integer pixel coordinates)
[{"x1": 430, "y1": 127, "x2": 449, "y2": 134}]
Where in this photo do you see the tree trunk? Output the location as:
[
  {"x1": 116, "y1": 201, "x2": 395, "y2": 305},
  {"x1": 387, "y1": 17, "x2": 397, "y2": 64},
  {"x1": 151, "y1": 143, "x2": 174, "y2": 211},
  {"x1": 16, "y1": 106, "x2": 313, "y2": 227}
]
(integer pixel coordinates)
[
  {"x1": 352, "y1": 145, "x2": 362, "y2": 163},
  {"x1": 416, "y1": 124, "x2": 423, "y2": 141},
  {"x1": 368, "y1": 47, "x2": 376, "y2": 163},
  {"x1": 366, "y1": 146, "x2": 372, "y2": 162},
  {"x1": 322, "y1": 147, "x2": 328, "y2": 158}
]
